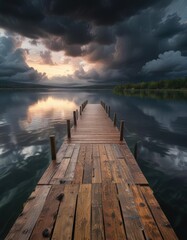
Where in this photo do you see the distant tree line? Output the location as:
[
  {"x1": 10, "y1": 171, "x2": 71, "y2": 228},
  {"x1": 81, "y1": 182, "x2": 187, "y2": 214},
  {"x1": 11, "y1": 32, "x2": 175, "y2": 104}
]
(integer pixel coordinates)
[{"x1": 114, "y1": 78, "x2": 187, "y2": 93}]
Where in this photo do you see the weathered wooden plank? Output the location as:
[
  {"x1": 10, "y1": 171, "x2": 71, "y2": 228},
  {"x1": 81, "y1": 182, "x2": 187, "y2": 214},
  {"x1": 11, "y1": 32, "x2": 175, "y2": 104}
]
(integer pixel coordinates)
[
  {"x1": 141, "y1": 186, "x2": 178, "y2": 240},
  {"x1": 92, "y1": 184, "x2": 105, "y2": 240},
  {"x1": 52, "y1": 184, "x2": 79, "y2": 240},
  {"x1": 72, "y1": 136, "x2": 119, "y2": 140},
  {"x1": 117, "y1": 184, "x2": 144, "y2": 240},
  {"x1": 64, "y1": 144, "x2": 75, "y2": 158},
  {"x1": 56, "y1": 143, "x2": 68, "y2": 163},
  {"x1": 117, "y1": 159, "x2": 134, "y2": 184},
  {"x1": 93, "y1": 144, "x2": 100, "y2": 157},
  {"x1": 63, "y1": 144, "x2": 80, "y2": 181},
  {"x1": 68, "y1": 140, "x2": 121, "y2": 144},
  {"x1": 74, "y1": 184, "x2": 92, "y2": 240},
  {"x1": 131, "y1": 185, "x2": 163, "y2": 240},
  {"x1": 92, "y1": 156, "x2": 102, "y2": 183},
  {"x1": 120, "y1": 144, "x2": 148, "y2": 185},
  {"x1": 5, "y1": 186, "x2": 51, "y2": 240},
  {"x1": 102, "y1": 183, "x2": 126, "y2": 240},
  {"x1": 50, "y1": 158, "x2": 70, "y2": 184},
  {"x1": 110, "y1": 160, "x2": 122, "y2": 183},
  {"x1": 83, "y1": 144, "x2": 93, "y2": 184},
  {"x1": 112, "y1": 144, "x2": 124, "y2": 159},
  {"x1": 92, "y1": 144, "x2": 102, "y2": 183},
  {"x1": 99, "y1": 145, "x2": 112, "y2": 182},
  {"x1": 73, "y1": 144, "x2": 86, "y2": 184},
  {"x1": 105, "y1": 144, "x2": 116, "y2": 160},
  {"x1": 30, "y1": 185, "x2": 65, "y2": 240},
  {"x1": 38, "y1": 161, "x2": 59, "y2": 185}
]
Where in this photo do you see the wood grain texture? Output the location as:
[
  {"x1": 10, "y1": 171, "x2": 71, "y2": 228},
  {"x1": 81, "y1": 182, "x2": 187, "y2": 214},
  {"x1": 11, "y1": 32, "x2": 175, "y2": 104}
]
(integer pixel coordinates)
[
  {"x1": 6, "y1": 186, "x2": 51, "y2": 240},
  {"x1": 102, "y1": 183, "x2": 126, "y2": 240},
  {"x1": 131, "y1": 185, "x2": 163, "y2": 240},
  {"x1": 30, "y1": 185, "x2": 65, "y2": 240},
  {"x1": 141, "y1": 186, "x2": 178, "y2": 240},
  {"x1": 52, "y1": 184, "x2": 79, "y2": 240},
  {"x1": 117, "y1": 183, "x2": 144, "y2": 240},
  {"x1": 38, "y1": 161, "x2": 59, "y2": 185},
  {"x1": 74, "y1": 184, "x2": 92, "y2": 240},
  {"x1": 92, "y1": 184, "x2": 105, "y2": 240}
]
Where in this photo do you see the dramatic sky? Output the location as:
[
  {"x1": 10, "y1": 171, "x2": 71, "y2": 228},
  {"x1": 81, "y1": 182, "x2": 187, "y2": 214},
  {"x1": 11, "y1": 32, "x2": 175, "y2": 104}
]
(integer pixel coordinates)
[{"x1": 0, "y1": 0, "x2": 187, "y2": 86}]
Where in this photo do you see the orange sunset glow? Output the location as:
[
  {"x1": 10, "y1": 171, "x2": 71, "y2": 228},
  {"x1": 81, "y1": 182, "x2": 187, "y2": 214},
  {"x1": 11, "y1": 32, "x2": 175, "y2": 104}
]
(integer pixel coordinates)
[
  {"x1": 19, "y1": 97, "x2": 78, "y2": 130},
  {"x1": 27, "y1": 61, "x2": 75, "y2": 77}
]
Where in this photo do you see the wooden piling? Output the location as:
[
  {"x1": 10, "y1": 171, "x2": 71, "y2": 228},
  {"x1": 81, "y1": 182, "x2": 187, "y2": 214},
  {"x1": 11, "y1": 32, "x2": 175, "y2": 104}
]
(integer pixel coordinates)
[
  {"x1": 108, "y1": 106, "x2": 110, "y2": 117},
  {"x1": 120, "y1": 120, "x2": 124, "y2": 141},
  {"x1": 76, "y1": 109, "x2": 78, "y2": 120},
  {"x1": 67, "y1": 120, "x2": 71, "y2": 139},
  {"x1": 80, "y1": 106, "x2": 82, "y2": 115},
  {"x1": 113, "y1": 113, "x2": 117, "y2": 126},
  {"x1": 73, "y1": 111, "x2": 77, "y2": 126},
  {"x1": 49, "y1": 135, "x2": 56, "y2": 160},
  {"x1": 134, "y1": 141, "x2": 140, "y2": 160}
]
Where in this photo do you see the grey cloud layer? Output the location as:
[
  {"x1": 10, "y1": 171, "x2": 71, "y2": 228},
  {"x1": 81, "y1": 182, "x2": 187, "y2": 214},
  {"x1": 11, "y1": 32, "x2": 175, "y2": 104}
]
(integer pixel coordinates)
[
  {"x1": 0, "y1": 35, "x2": 46, "y2": 82},
  {"x1": 0, "y1": 0, "x2": 186, "y2": 83}
]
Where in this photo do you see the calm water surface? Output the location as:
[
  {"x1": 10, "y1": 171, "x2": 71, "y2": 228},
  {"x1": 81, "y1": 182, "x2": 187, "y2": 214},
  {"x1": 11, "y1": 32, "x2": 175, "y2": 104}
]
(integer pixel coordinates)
[{"x1": 0, "y1": 89, "x2": 187, "y2": 239}]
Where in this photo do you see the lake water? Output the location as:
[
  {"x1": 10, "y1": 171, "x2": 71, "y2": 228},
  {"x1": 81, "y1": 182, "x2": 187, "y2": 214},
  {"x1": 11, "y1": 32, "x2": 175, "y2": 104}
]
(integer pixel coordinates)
[{"x1": 0, "y1": 89, "x2": 187, "y2": 239}]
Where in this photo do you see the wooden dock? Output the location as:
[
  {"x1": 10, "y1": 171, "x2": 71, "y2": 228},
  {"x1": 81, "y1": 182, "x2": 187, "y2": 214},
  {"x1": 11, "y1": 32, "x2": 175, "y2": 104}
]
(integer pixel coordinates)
[{"x1": 5, "y1": 103, "x2": 178, "y2": 240}]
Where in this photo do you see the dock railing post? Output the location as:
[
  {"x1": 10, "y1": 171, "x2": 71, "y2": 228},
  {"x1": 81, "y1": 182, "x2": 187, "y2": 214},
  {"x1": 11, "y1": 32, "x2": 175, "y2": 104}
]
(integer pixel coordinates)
[
  {"x1": 134, "y1": 141, "x2": 141, "y2": 160},
  {"x1": 50, "y1": 135, "x2": 56, "y2": 160},
  {"x1": 67, "y1": 119, "x2": 71, "y2": 139},
  {"x1": 73, "y1": 111, "x2": 77, "y2": 126},
  {"x1": 113, "y1": 113, "x2": 117, "y2": 126},
  {"x1": 120, "y1": 120, "x2": 124, "y2": 141},
  {"x1": 80, "y1": 106, "x2": 82, "y2": 115}
]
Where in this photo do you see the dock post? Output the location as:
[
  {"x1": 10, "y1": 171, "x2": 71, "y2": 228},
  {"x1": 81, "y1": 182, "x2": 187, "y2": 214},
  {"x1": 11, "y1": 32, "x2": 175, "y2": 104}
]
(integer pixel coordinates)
[
  {"x1": 134, "y1": 141, "x2": 141, "y2": 160},
  {"x1": 106, "y1": 105, "x2": 108, "y2": 114},
  {"x1": 120, "y1": 120, "x2": 124, "y2": 141},
  {"x1": 103, "y1": 103, "x2": 105, "y2": 109},
  {"x1": 50, "y1": 135, "x2": 56, "y2": 160},
  {"x1": 113, "y1": 113, "x2": 117, "y2": 126},
  {"x1": 67, "y1": 120, "x2": 71, "y2": 139},
  {"x1": 73, "y1": 111, "x2": 77, "y2": 126},
  {"x1": 80, "y1": 106, "x2": 82, "y2": 115},
  {"x1": 108, "y1": 106, "x2": 110, "y2": 117},
  {"x1": 76, "y1": 109, "x2": 78, "y2": 120}
]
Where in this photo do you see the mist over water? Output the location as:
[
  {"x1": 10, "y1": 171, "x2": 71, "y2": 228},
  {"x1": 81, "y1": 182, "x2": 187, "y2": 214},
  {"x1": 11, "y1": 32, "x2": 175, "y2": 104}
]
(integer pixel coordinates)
[{"x1": 0, "y1": 89, "x2": 187, "y2": 239}]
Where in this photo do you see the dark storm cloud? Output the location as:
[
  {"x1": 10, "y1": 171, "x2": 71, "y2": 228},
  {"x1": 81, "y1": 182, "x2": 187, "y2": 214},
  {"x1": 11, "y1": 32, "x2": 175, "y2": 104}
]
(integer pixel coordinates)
[
  {"x1": 0, "y1": 35, "x2": 46, "y2": 82},
  {"x1": 46, "y1": 0, "x2": 172, "y2": 25},
  {"x1": 0, "y1": 0, "x2": 172, "y2": 42},
  {"x1": 43, "y1": 36, "x2": 82, "y2": 56},
  {"x1": 142, "y1": 51, "x2": 187, "y2": 78},
  {"x1": 155, "y1": 14, "x2": 184, "y2": 38},
  {"x1": 0, "y1": 0, "x2": 187, "y2": 83}
]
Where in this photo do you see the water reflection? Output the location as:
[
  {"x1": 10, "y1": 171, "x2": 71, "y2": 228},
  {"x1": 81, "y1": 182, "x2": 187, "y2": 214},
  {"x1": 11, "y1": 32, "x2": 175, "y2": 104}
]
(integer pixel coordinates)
[{"x1": 19, "y1": 97, "x2": 77, "y2": 131}]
